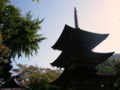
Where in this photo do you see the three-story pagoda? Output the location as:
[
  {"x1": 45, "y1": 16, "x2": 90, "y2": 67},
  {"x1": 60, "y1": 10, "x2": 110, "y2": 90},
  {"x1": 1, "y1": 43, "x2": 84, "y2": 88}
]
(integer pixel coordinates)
[{"x1": 50, "y1": 8, "x2": 118, "y2": 90}]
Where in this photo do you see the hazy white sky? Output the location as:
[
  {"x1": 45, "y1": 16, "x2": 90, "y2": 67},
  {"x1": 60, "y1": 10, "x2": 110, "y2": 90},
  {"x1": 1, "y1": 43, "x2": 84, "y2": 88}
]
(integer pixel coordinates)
[{"x1": 10, "y1": 0, "x2": 120, "y2": 68}]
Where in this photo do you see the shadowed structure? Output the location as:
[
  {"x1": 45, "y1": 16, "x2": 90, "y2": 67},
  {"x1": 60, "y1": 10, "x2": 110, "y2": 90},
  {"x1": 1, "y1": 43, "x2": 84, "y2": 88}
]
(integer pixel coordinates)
[
  {"x1": 0, "y1": 77, "x2": 30, "y2": 90},
  {"x1": 50, "y1": 8, "x2": 118, "y2": 90}
]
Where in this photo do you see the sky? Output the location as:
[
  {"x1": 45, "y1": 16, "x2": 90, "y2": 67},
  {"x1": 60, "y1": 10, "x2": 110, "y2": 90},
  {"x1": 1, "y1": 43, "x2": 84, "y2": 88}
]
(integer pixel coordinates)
[{"x1": 10, "y1": 0, "x2": 120, "y2": 68}]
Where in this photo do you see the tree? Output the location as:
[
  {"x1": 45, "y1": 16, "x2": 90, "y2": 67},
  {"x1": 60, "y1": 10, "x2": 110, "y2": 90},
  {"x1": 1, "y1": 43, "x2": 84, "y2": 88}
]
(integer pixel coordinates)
[
  {"x1": 111, "y1": 61, "x2": 120, "y2": 90},
  {"x1": 96, "y1": 59, "x2": 118, "y2": 74},
  {"x1": 12, "y1": 64, "x2": 61, "y2": 90},
  {"x1": 0, "y1": 0, "x2": 46, "y2": 59},
  {"x1": 0, "y1": 31, "x2": 12, "y2": 85},
  {"x1": 0, "y1": 0, "x2": 46, "y2": 84},
  {"x1": 32, "y1": 0, "x2": 40, "y2": 2},
  {"x1": 115, "y1": 61, "x2": 120, "y2": 74}
]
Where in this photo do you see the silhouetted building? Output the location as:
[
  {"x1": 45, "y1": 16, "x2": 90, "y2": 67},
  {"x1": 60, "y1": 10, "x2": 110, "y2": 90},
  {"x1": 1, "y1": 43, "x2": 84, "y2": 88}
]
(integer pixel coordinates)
[
  {"x1": 50, "y1": 8, "x2": 118, "y2": 90},
  {"x1": 0, "y1": 77, "x2": 30, "y2": 90}
]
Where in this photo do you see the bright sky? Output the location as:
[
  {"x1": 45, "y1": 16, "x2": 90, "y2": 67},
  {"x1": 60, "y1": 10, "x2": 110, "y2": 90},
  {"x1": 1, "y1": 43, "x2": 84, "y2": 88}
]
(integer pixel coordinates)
[{"x1": 10, "y1": 0, "x2": 120, "y2": 68}]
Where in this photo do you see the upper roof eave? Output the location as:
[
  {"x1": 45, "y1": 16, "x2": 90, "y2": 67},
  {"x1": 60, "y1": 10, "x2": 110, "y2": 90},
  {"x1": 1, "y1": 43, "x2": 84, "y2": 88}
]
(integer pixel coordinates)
[{"x1": 52, "y1": 25, "x2": 109, "y2": 51}]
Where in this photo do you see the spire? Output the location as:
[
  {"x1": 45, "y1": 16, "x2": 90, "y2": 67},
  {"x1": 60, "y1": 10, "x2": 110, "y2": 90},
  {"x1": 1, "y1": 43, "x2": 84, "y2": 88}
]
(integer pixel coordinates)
[{"x1": 74, "y1": 7, "x2": 79, "y2": 29}]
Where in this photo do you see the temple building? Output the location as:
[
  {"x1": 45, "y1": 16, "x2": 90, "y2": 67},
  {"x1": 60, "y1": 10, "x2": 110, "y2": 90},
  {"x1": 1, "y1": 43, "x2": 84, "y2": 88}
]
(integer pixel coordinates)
[
  {"x1": 0, "y1": 76, "x2": 30, "y2": 90},
  {"x1": 50, "y1": 8, "x2": 119, "y2": 90}
]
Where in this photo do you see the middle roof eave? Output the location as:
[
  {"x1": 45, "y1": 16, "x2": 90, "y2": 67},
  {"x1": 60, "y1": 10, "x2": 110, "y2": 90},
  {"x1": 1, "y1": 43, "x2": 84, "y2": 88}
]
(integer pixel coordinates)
[{"x1": 51, "y1": 50, "x2": 114, "y2": 68}]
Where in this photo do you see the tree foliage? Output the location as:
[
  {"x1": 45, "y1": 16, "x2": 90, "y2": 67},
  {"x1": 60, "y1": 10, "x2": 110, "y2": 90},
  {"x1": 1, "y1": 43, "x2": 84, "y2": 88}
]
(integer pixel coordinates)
[
  {"x1": 96, "y1": 59, "x2": 119, "y2": 74},
  {"x1": 0, "y1": 0, "x2": 46, "y2": 84},
  {"x1": 0, "y1": 0, "x2": 46, "y2": 59},
  {"x1": 115, "y1": 61, "x2": 120, "y2": 74},
  {"x1": 113, "y1": 61, "x2": 120, "y2": 90},
  {"x1": 12, "y1": 64, "x2": 61, "y2": 90},
  {"x1": 0, "y1": 31, "x2": 12, "y2": 85},
  {"x1": 32, "y1": 0, "x2": 40, "y2": 2}
]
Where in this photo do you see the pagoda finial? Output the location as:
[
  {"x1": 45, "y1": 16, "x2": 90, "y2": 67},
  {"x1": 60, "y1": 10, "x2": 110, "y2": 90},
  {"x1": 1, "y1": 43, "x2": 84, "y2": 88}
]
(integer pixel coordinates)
[{"x1": 74, "y1": 7, "x2": 79, "y2": 29}]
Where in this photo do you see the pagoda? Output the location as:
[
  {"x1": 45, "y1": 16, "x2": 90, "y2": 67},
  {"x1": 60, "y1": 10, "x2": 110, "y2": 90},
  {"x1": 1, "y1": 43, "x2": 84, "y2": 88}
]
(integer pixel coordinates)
[{"x1": 50, "y1": 8, "x2": 118, "y2": 90}]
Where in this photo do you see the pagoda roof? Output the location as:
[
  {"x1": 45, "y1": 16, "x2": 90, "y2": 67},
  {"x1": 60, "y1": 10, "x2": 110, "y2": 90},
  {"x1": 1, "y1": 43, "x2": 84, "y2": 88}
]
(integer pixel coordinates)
[
  {"x1": 51, "y1": 50, "x2": 114, "y2": 68},
  {"x1": 1, "y1": 78, "x2": 30, "y2": 90},
  {"x1": 52, "y1": 25, "x2": 109, "y2": 51},
  {"x1": 50, "y1": 69, "x2": 119, "y2": 89}
]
